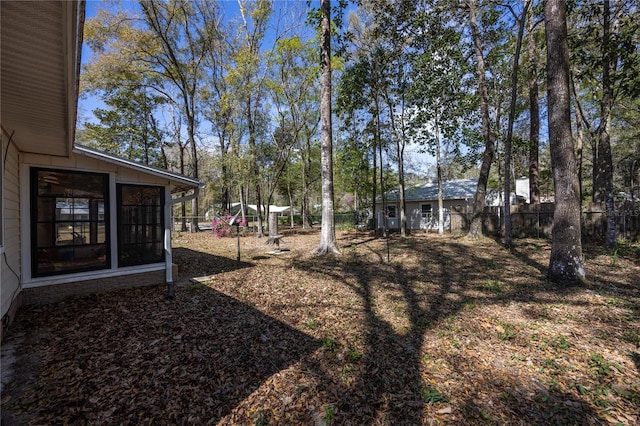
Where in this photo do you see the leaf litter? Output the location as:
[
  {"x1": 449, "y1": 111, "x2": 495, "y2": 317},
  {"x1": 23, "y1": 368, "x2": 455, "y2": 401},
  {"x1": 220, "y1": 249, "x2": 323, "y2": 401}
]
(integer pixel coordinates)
[{"x1": 1, "y1": 230, "x2": 639, "y2": 425}]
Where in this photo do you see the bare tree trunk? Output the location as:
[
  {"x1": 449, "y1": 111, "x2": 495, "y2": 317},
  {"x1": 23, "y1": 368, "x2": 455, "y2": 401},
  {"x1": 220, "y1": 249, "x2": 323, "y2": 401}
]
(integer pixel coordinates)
[
  {"x1": 239, "y1": 185, "x2": 246, "y2": 224},
  {"x1": 187, "y1": 111, "x2": 200, "y2": 232},
  {"x1": 313, "y1": 0, "x2": 339, "y2": 255},
  {"x1": 595, "y1": 0, "x2": 618, "y2": 249},
  {"x1": 179, "y1": 144, "x2": 188, "y2": 232},
  {"x1": 287, "y1": 183, "x2": 294, "y2": 228},
  {"x1": 301, "y1": 136, "x2": 312, "y2": 229},
  {"x1": 504, "y1": 0, "x2": 530, "y2": 248},
  {"x1": 574, "y1": 83, "x2": 584, "y2": 203},
  {"x1": 466, "y1": 0, "x2": 496, "y2": 239},
  {"x1": 377, "y1": 98, "x2": 385, "y2": 237},
  {"x1": 385, "y1": 90, "x2": 407, "y2": 237},
  {"x1": 545, "y1": 0, "x2": 585, "y2": 285},
  {"x1": 247, "y1": 99, "x2": 264, "y2": 238},
  {"x1": 371, "y1": 134, "x2": 377, "y2": 231},
  {"x1": 435, "y1": 116, "x2": 444, "y2": 235},
  {"x1": 527, "y1": 7, "x2": 540, "y2": 205}
]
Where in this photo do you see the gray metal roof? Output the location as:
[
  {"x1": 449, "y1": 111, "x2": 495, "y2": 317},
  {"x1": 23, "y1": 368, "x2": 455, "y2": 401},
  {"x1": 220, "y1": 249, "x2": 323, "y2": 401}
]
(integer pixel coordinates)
[{"x1": 379, "y1": 179, "x2": 478, "y2": 203}]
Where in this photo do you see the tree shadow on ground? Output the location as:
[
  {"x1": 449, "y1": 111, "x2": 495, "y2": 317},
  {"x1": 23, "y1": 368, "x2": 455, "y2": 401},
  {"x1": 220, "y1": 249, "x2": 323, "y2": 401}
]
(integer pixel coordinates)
[
  {"x1": 1, "y1": 284, "x2": 320, "y2": 425},
  {"x1": 291, "y1": 234, "x2": 608, "y2": 424},
  {"x1": 173, "y1": 247, "x2": 254, "y2": 278},
  {"x1": 4, "y1": 233, "x2": 635, "y2": 424}
]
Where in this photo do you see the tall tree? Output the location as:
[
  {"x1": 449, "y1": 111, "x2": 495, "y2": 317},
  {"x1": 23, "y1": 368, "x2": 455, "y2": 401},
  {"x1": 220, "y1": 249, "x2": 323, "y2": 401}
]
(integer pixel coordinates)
[
  {"x1": 466, "y1": 0, "x2": 497, "y2": 239},
  {"x1": 202, "y1": 22, "x2": 238, "y2": 214},
  {"x1": 527, "y1": 5, "x2": 542, "y2": 205},
  {"x1": 336, "y1": 57, "x2": 378, "y2": 228},
  {"x1": 232, "y1": 0, "x2": 273, "y2": 237},
  {"x1": 139, "y1": 0, "x2": 219, "y2": 232},
  {"x1": 407, "y1": 5, "x2": 472, "y2": 235},
  {"x1": 595, "y1": 0, "x2": 618, "y2": 248},
  {"x1": 339, "y1": 10, "x2": 387, "y2": 235},
  {"x1": 83, "y1": 0, "x2": 221, "y2": 231},
  {"x1": 79, "y1": 86, "x2": 166, "y2": 167},
  {"x1": 270, "y1": 35, "x2": 321, "y2": 229},
  {"x1": 545, "y1": 0, "x2": 585, "y2": 285},
  {"x1": 569, "y1": 1, "x2": 640, "y2": 247},
  {"x1": 313, "y1": 0, "x2": 340, "y2": 255},
  {"x1": 503, "y1": 0, "x2": 531, "y2": 248}
]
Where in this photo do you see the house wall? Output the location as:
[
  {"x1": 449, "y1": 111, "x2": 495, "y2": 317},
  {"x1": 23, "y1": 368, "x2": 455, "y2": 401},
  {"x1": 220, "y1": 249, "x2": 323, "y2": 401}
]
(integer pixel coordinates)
[
  {"x1": 1, "y1": 137, "x2": 22, "y2": 340},
  {"x1": 19, "y1": 151, "x2": 174, "y2": 290},
  {"x1": 376, "y1": 199, "x2": 473, "y2": 230}
]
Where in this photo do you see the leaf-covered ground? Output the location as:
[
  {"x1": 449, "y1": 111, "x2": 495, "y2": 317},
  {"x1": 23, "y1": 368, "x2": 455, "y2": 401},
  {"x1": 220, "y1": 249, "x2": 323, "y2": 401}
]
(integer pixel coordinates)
[{"x1": 2, "y1": 230, "x2": 639, "y2": 425}]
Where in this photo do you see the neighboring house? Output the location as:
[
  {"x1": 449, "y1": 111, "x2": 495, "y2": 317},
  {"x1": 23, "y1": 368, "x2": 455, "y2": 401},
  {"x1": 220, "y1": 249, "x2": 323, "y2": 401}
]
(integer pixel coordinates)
[
  {"x1": 376, "y1": 179, "x2": 478, "y2": 231},
  {"x1": 376, "y1": 178, "x2": 527, "y2": 231},
  {"x1": 0, "y1": 1, "x2": 200, "y2": 340}
]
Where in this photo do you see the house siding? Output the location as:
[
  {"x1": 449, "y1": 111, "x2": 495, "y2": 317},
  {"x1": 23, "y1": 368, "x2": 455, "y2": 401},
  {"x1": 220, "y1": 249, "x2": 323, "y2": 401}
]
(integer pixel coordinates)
[
  {"x1": 1, "y1": 138, "x2": 22, "y2": 340},
  {"x1": 377, "y1": 199, "x2": 473, "y2": 231}
]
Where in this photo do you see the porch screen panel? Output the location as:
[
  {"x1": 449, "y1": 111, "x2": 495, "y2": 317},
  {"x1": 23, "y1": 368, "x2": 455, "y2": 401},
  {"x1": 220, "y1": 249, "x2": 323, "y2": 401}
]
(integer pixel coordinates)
[
  {"x1": 31, "y1": 169, "x2": 110, "y2": 277},
  {"x1": 117, "y1": 185, "x2": 164, "y2": 267}
]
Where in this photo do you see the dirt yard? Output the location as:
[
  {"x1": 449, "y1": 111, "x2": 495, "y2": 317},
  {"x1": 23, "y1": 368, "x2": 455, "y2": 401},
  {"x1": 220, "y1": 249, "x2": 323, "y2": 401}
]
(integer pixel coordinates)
[{"x1": 1, "y1": 229, "x2": 639, "y2": 425}]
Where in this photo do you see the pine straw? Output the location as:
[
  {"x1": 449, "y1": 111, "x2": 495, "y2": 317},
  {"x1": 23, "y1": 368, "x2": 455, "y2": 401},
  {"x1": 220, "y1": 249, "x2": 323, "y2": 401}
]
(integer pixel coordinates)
[{"x1": 2, "y1": 230, "x2": 639, "y2": 425}]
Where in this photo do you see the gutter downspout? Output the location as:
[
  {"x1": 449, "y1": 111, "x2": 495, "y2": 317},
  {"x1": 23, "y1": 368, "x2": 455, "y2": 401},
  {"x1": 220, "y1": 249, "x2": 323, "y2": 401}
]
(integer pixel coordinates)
[{"x1": 164, "y1": 187, "x2": 200, "y2": 298}]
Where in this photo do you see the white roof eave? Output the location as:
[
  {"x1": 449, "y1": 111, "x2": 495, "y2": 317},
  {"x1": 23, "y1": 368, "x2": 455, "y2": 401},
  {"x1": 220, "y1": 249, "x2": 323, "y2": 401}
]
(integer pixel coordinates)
[{"x1": 73, "y1": 144, "x2": 202, "y2": 192}]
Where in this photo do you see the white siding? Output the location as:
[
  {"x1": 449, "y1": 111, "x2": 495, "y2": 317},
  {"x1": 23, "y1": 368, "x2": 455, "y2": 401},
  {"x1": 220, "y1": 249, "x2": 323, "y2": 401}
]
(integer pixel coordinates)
[
  {"x1": 376, "y1": 199, "x2": 472, "y2": 231},
  {"x1": 406, "y1": 200, "x2": 468, "y2": 230},
  {"x1": 1, "y1": 139, "x2": 21, "y2": 319}
]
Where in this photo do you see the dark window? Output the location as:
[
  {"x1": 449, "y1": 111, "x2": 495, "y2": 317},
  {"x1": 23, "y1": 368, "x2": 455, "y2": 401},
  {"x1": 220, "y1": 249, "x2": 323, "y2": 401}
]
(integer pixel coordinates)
[
  {"x1": 386, "y1": 205, "x2": 397, "y2": 218},
  {"x1": 117, "y1": 184, "x2": 164, "y2": 267},
  {"x1": 421, "y1": 204, "x2": 432, "y2": 219},
  {"x1": 31, "y1": 168, "x2": 110, "y2": 277}
]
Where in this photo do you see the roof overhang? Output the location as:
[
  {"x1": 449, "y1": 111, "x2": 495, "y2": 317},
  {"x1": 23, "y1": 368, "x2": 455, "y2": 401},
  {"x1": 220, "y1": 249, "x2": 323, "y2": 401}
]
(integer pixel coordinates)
[
  {"x1": 73, "y1": 144, "x2": 202, "y2": 194},
  {"x1": 1, "y1": 1, "x2": 85, "y2": 157}
]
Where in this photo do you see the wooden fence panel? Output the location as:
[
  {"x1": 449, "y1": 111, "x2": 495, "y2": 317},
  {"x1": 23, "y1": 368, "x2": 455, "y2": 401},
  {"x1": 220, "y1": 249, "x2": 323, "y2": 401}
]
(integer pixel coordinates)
[{"x1": 448, "y1": 202, "x2": 639, "y2": 241}]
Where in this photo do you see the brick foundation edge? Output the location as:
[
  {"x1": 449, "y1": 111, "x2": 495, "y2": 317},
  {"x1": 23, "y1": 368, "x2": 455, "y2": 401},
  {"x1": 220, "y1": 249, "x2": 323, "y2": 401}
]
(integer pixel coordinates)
[{"x1": 22, "y1": 265, "x2": 179, "y2": 307}]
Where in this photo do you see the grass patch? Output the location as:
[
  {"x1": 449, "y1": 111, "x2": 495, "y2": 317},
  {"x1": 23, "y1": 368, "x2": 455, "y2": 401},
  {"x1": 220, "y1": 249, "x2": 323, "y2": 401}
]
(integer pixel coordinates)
[
  {"x1": 477, "y1": 279, "x2": 505, "y2": 293},
  {"x1": 347, "y1": 346, "x2": 363, "y2": 363},
  {"x1": 589, "y1": 353, "x2": 621, "y2": 377},
  {"x1": 322, "y1": 338, "x2": 339, "y2": 354},
  {"x1": 303, "y1": 318, "x2": 322, "y2": 330},
  {"x1": 423, "y1": 386, "x2": 448, "y2": 404},
  {"x1": 548, "y1": 335, "x2": 570, "y2": 351},
  {"x1": 496, "y1": 321, "x2": 517, "y2": 341}
]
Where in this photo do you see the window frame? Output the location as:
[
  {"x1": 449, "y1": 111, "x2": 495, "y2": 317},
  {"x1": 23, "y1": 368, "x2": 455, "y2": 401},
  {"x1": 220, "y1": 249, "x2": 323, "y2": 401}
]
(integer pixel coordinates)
[
  {"x1": 386, "y1": 205, "x2": 397, "y2": 218},
  {"x1": 116, "y1": 183, "x2": 165, "y2": 267},
  {"x1": 421, "y1": 203, "x2": 433, "y2": 219},
  {"x1": 30, "y1": 168, "x2": 111, "y2": 277}
]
